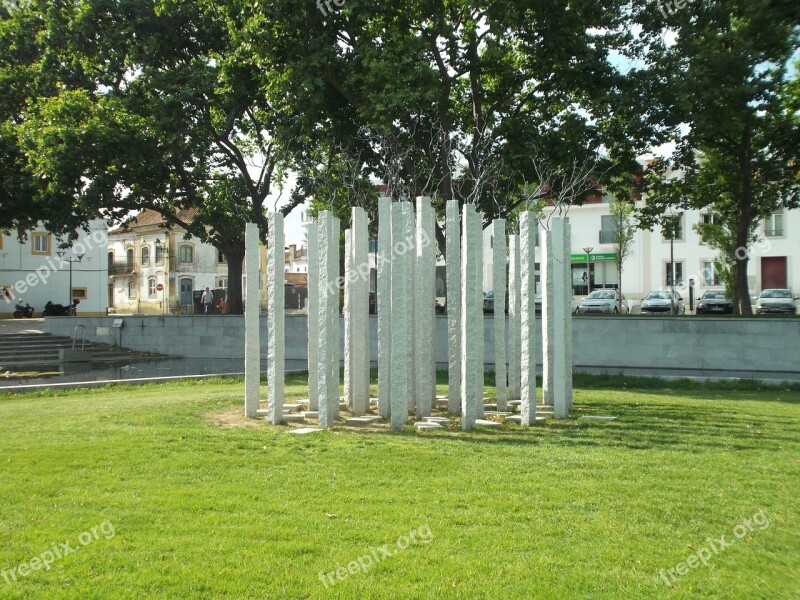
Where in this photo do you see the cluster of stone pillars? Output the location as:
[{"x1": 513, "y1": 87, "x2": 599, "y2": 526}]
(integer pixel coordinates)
[{"x1": 243, "y1": 202, "x2": 573, "y2": 431}]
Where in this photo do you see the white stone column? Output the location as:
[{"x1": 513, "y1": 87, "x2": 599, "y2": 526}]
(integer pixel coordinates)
[
  {"x1": 475, "y1": 211, "x2": 484, "y2": 419},
  {"x1": 520, "y1": 212, "x2": 538, "y2": 426},
  {"x1": 549, "y1": 218, "x2": 568, "y2": 419},
  {"x1": 346, "y1": 206, "x2": 370, "y2": 416},
  {"x1": 508, "y1": 234, "x2": 521, "y2": 401},
  {"x1": 317, "y1": 211, "x2": 340, "y2": 429},
  {"x1": 377, "y1": 197, "x2": 392, "y2": 419},
  {"x1": 564, "y1": 220, "x2": 574, "y2": 413},
  {"x1": 267, "y1": 212, "x2": 285, "y2": 424},
  {"x1": 492, "y1": 219, "x2": 507, "y2": 411},
  {"x1": 415, "y1": 196, "x2": 435, "y2": 418},
  {"x1": 244, "y1": 223, "x2": 260, "y2": 418},
  {"x1": 390, "y1": 202, "x2": 411, "y2": 431},
  {"x1": 445, "y1": 200, "x2": 461, "y2": 415},
  {"x1": 542, "y1": 225, "x2": 554, "y2": 407},
  {"x1": 404, "y1": 203, "x2": 416, "y2": 416},
  {"x1": 328, "y1": 215, "x2": 341, "y2": 420},
  {"x1": 306, "y1": 222, "x2": 319, "y2": 411},
  {"x1": 343, "y1": 228, "x2": 353, "y2": 410},
  {"x1": 460, "y1": 205, "x2": 483, "y2": 430}
]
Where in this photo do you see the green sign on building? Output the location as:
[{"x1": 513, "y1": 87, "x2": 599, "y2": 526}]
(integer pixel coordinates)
[{"x1": 570, "y1": 252, "x2": 617, "y2": 262}]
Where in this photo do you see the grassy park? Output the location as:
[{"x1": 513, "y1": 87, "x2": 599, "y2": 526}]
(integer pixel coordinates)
[{"x1": 1, "y1": 374, "x2": 798, "y2": 599}]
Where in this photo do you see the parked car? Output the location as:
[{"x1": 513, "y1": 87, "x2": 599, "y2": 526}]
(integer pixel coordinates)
[
  {"x1": 534, "y1": 293, "x2": 580, "y2": 315},
  {"x1": 576, "y1": 290, "x2": 629, "y2": 315},
  {"x1": 483, "y1": 291, "x2": 508, "y2": 314},
  {"x1": 640, "y1": 289, "x2": 685, "y2": 315},
  {"x1": 755, "y1": 289, "x2": 798, "y2": 315},
  {"x1": 696, "y1": 290, "x2": 733, "y2": 315}
]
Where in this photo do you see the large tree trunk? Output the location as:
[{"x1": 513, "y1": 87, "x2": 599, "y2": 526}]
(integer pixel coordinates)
[
  {"x1": 220, "y1": 244, "x2": 246, "y2": 315},
  {"x1": 736, "y1": 127, "x2": 754, "y2": 316}
]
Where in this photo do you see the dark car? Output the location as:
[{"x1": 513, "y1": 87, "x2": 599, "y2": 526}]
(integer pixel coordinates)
[{"x1": 696, "y1": 290, "x2": 733, "y2": 315}]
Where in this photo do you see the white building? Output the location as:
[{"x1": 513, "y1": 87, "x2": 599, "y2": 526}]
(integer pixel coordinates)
[
  {"x1": 541, "y1": 200, "x2": 798, "y2": 303},
  {"x1": 107, "y1": 209, "x2": 230, "y2": 314},
  {"x1": 0, "y1": 219, "x2": 109, "y2": 317}
]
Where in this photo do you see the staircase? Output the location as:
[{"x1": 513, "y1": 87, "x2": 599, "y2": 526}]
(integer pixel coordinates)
[{"x1": 0, "y1": 332, "x2": 140, "y2": 369}]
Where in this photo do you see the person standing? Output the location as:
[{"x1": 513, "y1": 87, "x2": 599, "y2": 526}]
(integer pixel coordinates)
[{"x1": 201, "y1": 287, "x2": 213, "y2": 314}]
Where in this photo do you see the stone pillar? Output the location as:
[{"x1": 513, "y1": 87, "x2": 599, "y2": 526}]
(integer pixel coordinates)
[
  {"x1": 549, "y1": 218, "x2": 569, "y2": 418},
  {"x1": 445, "y1": 200, "x2": 461, "y2": 415},
  {"x1": 345, "y1": 207, "x2": 369, "y2": 416},
  {"x1": 317, "y1": 211, "x2": 340, "y2": 429},
  {"x1": 542, "y1": 224, "x2": 554, "y2": 407},
  {"x1": 404, "y1": 203, "x2": 416, "y2": 415},
  {"x1": 520, "y1": 212, "x2": 538, "y2": 426},
  {"x1": 390, "y1": 202, "x2": 411, "y2": 431},
  {"x1": 343, "y1": 228, "x2": 353, "y2": 411},
  {"x1": 507, "y1": 234, "x2": 521, "y2": 400},
  {"x1": 244, "y1": 223, "x2": 260, "y2": 418},
  {"x1": 492, "y1": 219, "x2": 507, "y2": 411},
  {"x1": 460, "y1": 205, "x2": 483, "y2": 430},
  {"x1": 306, "y1": 222, "x2": 319, "y2": 411},
  {"x1": 415, "y1": 196, "x2": 435, "y2": 418},
  {"x1": 377, "y1": 197, "x2": 392, "y2": 419},
  {"x1": 267, "y1": 212, "x2": 285, "y2": 424},
  {"x1": 564, "y1": 220, "x2": 574, "y2": 413},
  {"x1": 328, "y1": 215, "x2": 341, "y2": 420}
]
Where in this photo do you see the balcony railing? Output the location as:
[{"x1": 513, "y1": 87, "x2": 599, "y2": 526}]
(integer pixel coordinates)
[
  {"x1": 599, "y1": 229, "x2": 617, "y2": 244},
  {"x1": 108, "y1": 261, "x2": 136, "y2": 276}
]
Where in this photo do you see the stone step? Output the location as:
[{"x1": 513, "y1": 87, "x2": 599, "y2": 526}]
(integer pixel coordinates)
[
  {"x1": 344, "y1": 416, "x2": 382, "y2": 426},
  {"x1": 282, "y1": 414, "x2": 306, "y2": 423},
  {"x1": 288, "y1": 427, "x2": 323, "y2": 435},
  {"x1": 301, "y1": 411, "x2": 319, "y2": 419},
  {"x1": 283, "y1": 403, "x2": 303, "y2": 413},
  {"x1": 475, "y1": 419, "x2": 502, "y2": 428},
  {"x1": 424, "y1": 416, "x2": 452, "y2": 425},
  {"x1": 415, "y1": 422, "x2": 443, "y2": 431},
  {"x1": 505, "y1": 415, "x2": 548, "y2": 425}
]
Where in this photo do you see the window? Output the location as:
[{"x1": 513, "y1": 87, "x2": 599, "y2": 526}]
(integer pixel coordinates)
[
  {"x1": 141, "y1": 246, "x2": 150, "y2": 267},
  {"x1": 702, "y1": 213, "x2": 720, "y2": 226},
  {"x1": 71, "y1": 288, "x2": 88, "y2": 300},
  {"x1": 218, "y1": 251, "x2": 226, "y2": 264},
  {"x1": 702, "y1": 261, "x2": 721, "y2": 286},
  {"x1": 662, "y1": 214, "x2": 683, "y2": 241},
  {"x1": 665, "y1": 261, "x2": 684, "y2": 286},
  {"x1": 128, "y1": 281, "x2": 136, "y2": 299},
  {"x1": 126, "y1": 248, "x2": 134, "y2": 270},
  {"x1": 217, "y1": 278, "x2": 228, "y2": 290},
  {"x1": 32, "y1": 232, "x2": 51, "y2": 255},
  {"x1": 155, "y1": 245, "x2": 164, "y2": 265},
  {"x1": 108, "y1": 251, "x2": 114, "y2": 268},
  {"x1": 148, "y1": 277, "x2": 157, "y2": 297},
  {"x1": 600, "y1": 215, "x2": 617, "y2": 244},
  {"x1": 0, "y1": 235, "x2": 3, "y2": 250},
  {"x1": 300, "y1": 211, "x2": 308, "y2": 222},
  {"x1": 179, "y1": 245, "x2": 194, "y2": 263},
  {"x1": 765, "y1": 211, "x2": 783, "y2": 237}
]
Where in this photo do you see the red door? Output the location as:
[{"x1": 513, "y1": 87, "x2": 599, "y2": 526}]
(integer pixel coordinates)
[{"x1": 761, "y1": 257, "x2": 787, "y2": 289}]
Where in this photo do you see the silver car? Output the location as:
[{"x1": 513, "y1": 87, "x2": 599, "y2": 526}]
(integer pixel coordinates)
[
  {"x1": 576, "y1": 290, "x2": 629, "y2": 315},
  {"x1": 640, "y1": 289, "x2": 685, "y2": 315},
  {"x1": 755, "y1": 289, "x2": 797, "y2": 315}
]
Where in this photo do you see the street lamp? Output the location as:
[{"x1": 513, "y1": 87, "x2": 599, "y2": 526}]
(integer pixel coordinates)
[
  {"x1": 582, "y1": 246, "x2": 593, "y2": 294},
  {"x1": 56, "y1": 250, "x2": 84, "y2": 311}
]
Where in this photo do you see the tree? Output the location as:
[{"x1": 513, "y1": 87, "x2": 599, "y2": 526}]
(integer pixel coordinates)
[
  {"x1": 635, "y1": 0, "x2": 800, "y2": 314},
  {"x1": 245, "y1": 0, "x2": 653, "y2": 251},
  {"x1": 0, "y1": 0, "x2": 306, "y2": 313},
  {"x1": 609, "y1": 194, "x2": 636, "y2": 313}
]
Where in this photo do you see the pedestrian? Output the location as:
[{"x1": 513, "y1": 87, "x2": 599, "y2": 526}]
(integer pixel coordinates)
[
  {"x1": 218, "y1": 296, "x2": 227, "y2": 313},
  {"x1": 201, "y1": 287, "x2": 213, "y2": 314}
]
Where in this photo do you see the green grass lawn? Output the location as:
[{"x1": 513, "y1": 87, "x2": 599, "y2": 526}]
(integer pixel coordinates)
[{"x1": 1, "y1": 374, "x2": 798, "y2": 599}]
